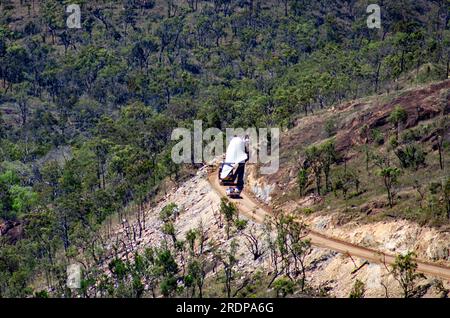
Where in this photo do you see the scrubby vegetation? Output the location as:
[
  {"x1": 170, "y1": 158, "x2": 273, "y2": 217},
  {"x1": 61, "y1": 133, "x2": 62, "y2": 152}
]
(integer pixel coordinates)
[{"x1": 294, "y1": 101, "x2": 449, "y2": 226}]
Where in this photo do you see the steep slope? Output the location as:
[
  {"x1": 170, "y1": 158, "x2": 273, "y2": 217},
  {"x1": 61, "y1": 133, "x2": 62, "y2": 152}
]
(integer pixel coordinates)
[
  {"x1": 100, "y1": 165, "x2": 449, "y2": 298},
  {"x1": 94, "y1": 81, "x2": 450, "y2": 298},
  {"x1": 259, "y1": 80, "x2": 449, "y2": 193},
  {"x1": 247, "y1": 80, "x2": 450, "y2": 226},
  {"x1": 209, "y1": 169, "x2": 450, "y2": 279}
]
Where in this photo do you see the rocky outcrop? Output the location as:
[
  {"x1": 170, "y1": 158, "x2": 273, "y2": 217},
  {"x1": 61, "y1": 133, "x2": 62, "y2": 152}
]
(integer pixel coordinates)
[
  {"x1": 336, "y1": 80, "x2": 450, "y2": 152},
  {"x1": 102, "y1": 165, "x2": 449, "y2": 298}
]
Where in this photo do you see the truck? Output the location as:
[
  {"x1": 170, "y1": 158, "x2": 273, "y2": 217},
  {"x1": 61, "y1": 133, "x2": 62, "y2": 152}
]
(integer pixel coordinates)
[{"x1": 219, "y1": 136, "x2": 248, "y2": 198}]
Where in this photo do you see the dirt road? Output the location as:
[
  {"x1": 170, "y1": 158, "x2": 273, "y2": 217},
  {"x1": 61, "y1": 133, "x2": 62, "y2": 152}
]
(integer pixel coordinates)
[{"x1": 208, "y1": 171, "x2": 450, "y2": 281}]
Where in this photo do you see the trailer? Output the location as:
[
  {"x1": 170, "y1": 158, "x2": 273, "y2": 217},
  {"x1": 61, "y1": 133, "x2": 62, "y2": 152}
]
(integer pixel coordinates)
[
  {"x1": 218, "y1": 162, "x2": 236, "y2": 185},
  {"x1": 218, "y1": 136, "x2": 248, "y2": 189}
]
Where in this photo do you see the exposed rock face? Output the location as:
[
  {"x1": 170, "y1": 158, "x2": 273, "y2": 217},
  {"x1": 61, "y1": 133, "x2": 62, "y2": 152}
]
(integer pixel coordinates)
[
  {"x1": 251, "y1": 183, "x2": 274, "y2": 204},
  {"x1": 245, "y1": 165, "x2": 275, "y2": 204},
  {"x1": 336, "y1": 80, "x2": 450, "y2": 153},
  {"x1": 298, "y1": 194, "x2": 323, "y2": 208},
  {"x1": 426, "y1": 240, "x2": 450, "y2": 261},
  {"x1": 312, "y1": 215, "x2": 332, "y2": 231}
]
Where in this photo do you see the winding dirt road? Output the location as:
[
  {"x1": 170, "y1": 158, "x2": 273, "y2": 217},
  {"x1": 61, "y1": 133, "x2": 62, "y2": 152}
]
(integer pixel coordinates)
[{"x1": 208, "y1": 171, "x2": 450, "y2": 281}]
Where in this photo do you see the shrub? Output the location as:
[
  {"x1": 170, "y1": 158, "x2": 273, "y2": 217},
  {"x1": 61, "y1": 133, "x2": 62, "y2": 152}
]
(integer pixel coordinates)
[
  {"x1": 234, "y1": 219, "x2": 248, "y2": 231},
  {"x1": 400, "y1": 124, "x2": 431, "y2": 143},
  {"x1": 324, "y1": 117, "x2": 337, "y2": 137},
  {"x1": 394, "y1": 144, "x2": 426, "y2": 170},
  {"x1": 389, "y1": 106, "x2": 408, "y2": 137},
  {"x1": 445, "y1": 177, "x2": 450, "y2": 218},
  {"x1": 349, "y1": 279, "x2": 365, "y2": 298},
  {"x1": 273, "y1": 278, "x2": 295, "y2": 298},
  {"x1": 297, "y1": 168, "x2": 308, "y2": 196},
  {"x1": 159, "y1": 203, "x2": 178, "y2": 222},
  {"x1": 300, "y1": 208, "x2": 313, "y2": 215},
  {"x1": 429, "y1": 182, "x2": 442, "y2": 194},
  {"x1": 391, "y1": 251, "x2": 424, "y2": 298},
  {"x1": 378, "y1": 166, "x2": 402, "y2": 208},
  {"x1": 371, "y1": 128, "x2": 384, "y2": 145}
]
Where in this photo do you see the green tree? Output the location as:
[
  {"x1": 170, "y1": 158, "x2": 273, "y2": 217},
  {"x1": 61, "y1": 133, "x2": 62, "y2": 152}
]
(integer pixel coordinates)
[
  {"x1": 378, "y1": 166, "x2": 402, "y2": 208},
  {"x1": 160, "y1": 203, "x2": 178, "y2": 223},
  {"x1": 389, "y1": 106, "x2": 408, "y2": 138},
  {"x1": 324, "y1": 117, "x2": 337, "y2": 137},
  {"x1": 220, "y1": 197, "x2": 238, "y2": 240},
  {"x1": 0, "y1": 176, "x2": 37, "y2": 220},
  {"x1": 436, "y1": 116, "x2": 449, "y2": 170},
  {"x1": 320, "y1": 140, "x2": 337, "y2": 193},
  {"x1": 333, "y1": 168, "x2": 360, "y2": 200},
  {"x1": 297, "y1": 168, "x2": 308, "y2": 197},
  {"x1": 391, "y1": 252, "x2": 424, "y2": 298},
  {"x1": 394, "y1": 144, "x2": 426, "y2": 170},
  {"x1": 161, "y1": 221, "x2": 177, "y2": 245},
  {"x1": 186, "y1": 257, "x2": 207, "y2": 298},
  {"x1": 273, "y1": 277, "x2": 295, "y2": 298},
  {"x1": 185, "y1": 229, "x2": 197, "y2": 255},
  {"x1": 349, "y1": 279, "x2": 365, "y2": 298},
  {"x1": 265, "y1": 214, "x2": 310, "y2": 290},
  {"x1": 305, "y1": 145, "x2": 323, "y2": 195},
  {"x1": 154, "y1": 247, "x2": 179, "y2": 297},
  {"x1": 215, "y1": 240, "x2": 238, "y2": 298},
  {"x1": 444, "y1": 177, "x2": 450, "y2": 219}
]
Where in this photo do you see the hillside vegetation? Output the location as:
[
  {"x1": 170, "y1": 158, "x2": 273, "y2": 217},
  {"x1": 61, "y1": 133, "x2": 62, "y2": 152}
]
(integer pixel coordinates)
[
  {"x1": 0, "y1": 0, "x2": 449, "y2": 297},
  {"x1": 259, "y1": 80, "x2": 449, "y2": 226}
]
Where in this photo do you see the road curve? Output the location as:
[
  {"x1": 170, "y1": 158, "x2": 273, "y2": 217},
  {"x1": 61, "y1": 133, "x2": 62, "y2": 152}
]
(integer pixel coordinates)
[{"x1": 208, "y1": 170, "x2": 450, "y2": 281}]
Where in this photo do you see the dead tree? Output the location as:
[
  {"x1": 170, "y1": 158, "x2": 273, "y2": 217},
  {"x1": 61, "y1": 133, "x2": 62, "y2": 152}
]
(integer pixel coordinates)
[
  {"x1": 243, "y1": 225, "x2": 265, "y2": 260},
  {"x1": 197, "y1": 219, "x2": 208, "y2": 255}
]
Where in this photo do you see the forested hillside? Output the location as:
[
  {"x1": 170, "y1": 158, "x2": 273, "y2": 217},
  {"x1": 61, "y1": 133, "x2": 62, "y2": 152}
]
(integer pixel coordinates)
[{"x1": 0, "y1": 0, "x2": 449, "y2": 297}]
